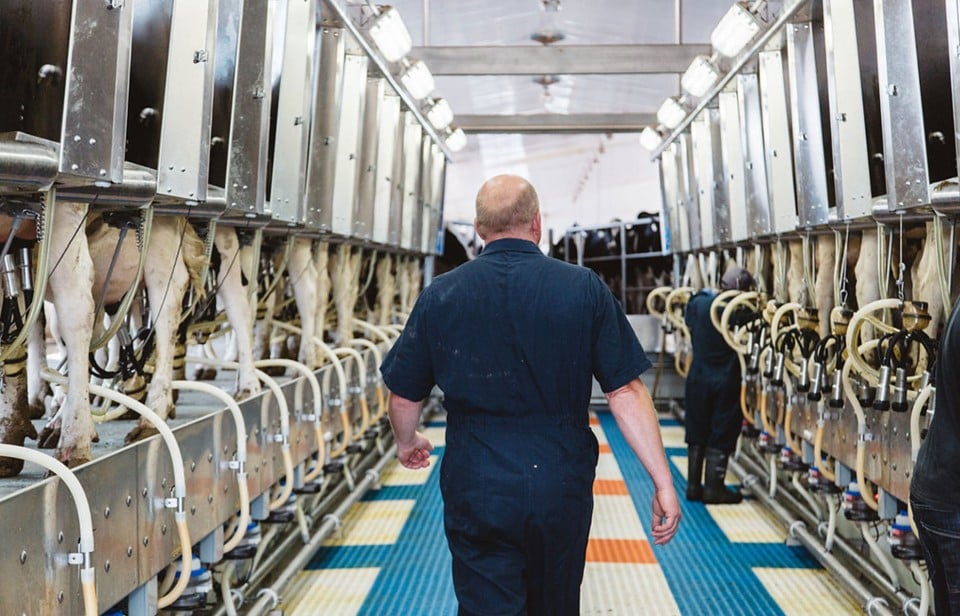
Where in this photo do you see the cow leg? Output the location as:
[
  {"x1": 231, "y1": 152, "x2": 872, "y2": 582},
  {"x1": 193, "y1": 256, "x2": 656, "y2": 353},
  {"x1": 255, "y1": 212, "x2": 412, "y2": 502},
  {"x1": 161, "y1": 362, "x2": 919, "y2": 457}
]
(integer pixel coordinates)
[
  {"x1": 289, "y1": 238, "x2": 318, "y2": 368},
  {"x1": 42, "y1": 202, "x2": 97, "y2": 468},
  {"x1": 126, "y1": 218, "x2": 191, "y2": 443},
  {"x1": 787, "y1": 240, "x2": 805, "y2": 304},
  {"x1": 214, "y1": 227, "x2": 260, "y2": 399},
  {"x1": 26, "y1": 309, "x2": 48, "y2": 419},
  {"x1": 314, "y1": 242, "x2": 331, "y2": 348},
  {"x1": 814, "y1": 234, "x2": 836, "y2": 335}
]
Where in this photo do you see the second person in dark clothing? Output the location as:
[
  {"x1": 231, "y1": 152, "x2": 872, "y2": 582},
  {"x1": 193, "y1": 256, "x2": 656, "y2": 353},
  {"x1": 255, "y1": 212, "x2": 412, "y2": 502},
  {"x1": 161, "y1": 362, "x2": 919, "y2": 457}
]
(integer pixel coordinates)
[{"x1": 683, "y1": 267, "x2": 754, "y2": 504}]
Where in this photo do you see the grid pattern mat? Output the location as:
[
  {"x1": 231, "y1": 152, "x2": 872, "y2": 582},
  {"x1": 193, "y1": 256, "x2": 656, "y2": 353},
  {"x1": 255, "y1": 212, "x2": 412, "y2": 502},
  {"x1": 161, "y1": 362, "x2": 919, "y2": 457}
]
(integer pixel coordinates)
[{"x1": 283, "y1": 415, "x2": 860, "y2": 615}]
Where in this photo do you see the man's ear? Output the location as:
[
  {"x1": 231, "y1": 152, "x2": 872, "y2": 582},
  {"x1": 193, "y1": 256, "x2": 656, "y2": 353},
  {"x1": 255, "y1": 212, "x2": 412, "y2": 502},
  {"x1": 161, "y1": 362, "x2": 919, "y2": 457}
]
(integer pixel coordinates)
[{"x1": 474, "y1": 218, "x2": 486, "y2": 241}]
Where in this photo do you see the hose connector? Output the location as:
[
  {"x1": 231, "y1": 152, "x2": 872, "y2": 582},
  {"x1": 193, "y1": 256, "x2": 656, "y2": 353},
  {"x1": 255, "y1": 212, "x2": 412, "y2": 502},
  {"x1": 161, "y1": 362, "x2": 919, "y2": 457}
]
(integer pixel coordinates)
[
  {"x1": 807, "y1": 362, "x2": 823, "y2": 401},
  {"x1": 2, "y1": 254, "x2": 19, "y2": 299},
  {"x1": 797, "y1": 358, "x2": 810, "y2": 393},
  {"x1": 771, "y1": 352, "x2": 785, "y2": 387},
  {"x1": 891, "y1": 367, "x2": 908, "y2": 413},
  {"x1": 763, "y1": 348, "x2": 774, "y2": 379},
  {"x1": 829, "y1": 368, "x2": 844, "y2": 408},
  {"x1": 857, "y1": 376, "x2": 875, "y2": 408},
  {"x1": 748, "y1": 344, "x2": 761, "y2": 374},
  {"x1": 17, "y1": 247, "x2": 31, "y2": 292},
  {"x1": 872, "y1": 365, "x2": 891, "y2": 411}
]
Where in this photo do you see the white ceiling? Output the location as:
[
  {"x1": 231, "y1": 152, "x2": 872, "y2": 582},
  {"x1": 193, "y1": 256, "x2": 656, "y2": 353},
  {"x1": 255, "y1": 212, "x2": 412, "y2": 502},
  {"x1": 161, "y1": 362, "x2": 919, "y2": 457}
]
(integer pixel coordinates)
[{"x1": 383, "y1": 0, "x2": 731, "y2": 244}]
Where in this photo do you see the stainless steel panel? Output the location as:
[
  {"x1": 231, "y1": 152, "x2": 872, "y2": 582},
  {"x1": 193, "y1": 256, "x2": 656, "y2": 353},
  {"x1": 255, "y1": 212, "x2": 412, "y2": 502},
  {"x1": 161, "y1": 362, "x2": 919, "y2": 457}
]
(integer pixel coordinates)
[
  {"x1": 912, "y1": 0, "x2": 955, "y2": 186},
  {"x1": 373, "y1": 93, "x2": 400, "y2": 245},
  {"x1": 330, "y1": 50, "x2": 369, "y2": 236},
  {"x1": 786, "y1": 24, "x2": 831, "y2": 228},
  {"x1": 690, "y1": 110, "x2": 725, "y2": 248},
  {"x1": 737, "y1": 74, "x2": 772, "y2": 237},
  {"x1": 883, "y1": 411, "x2": 912, "y2": 502},
  {"x1": 874, "y1": 0, "x2": 930, "y2": 208},
  {"x1": 269, "y1": 0, "x2": 317, "y2": 225},
  {"x1": 413, "y1": 136, "x2": 431, "y2": 252},
  {"x1": 661, "y1": 144, "x2": 687, "y2": 253},
  {"x1": 719, "y1": 90, "x2": 748, "y2": 242},
  {"x1": 305, "y1": 25, "x2": 345, "y2": 230},
  {"x1": 658, "y1": 157, "x2": 675, "y2": 253},
  {"x1": 677, "y1": 133, "x2": 701, "y2": 251},
  {"x1": 426, "y1": 143, "x2": 446, "y2": 255},
  {"x1": 823, "y1": 0, "x2": 874, "y2": 220},
  {"x1": 213, "y1": 0, "x2": 275, "y2": 216},
  {"x1": 388, "y1": 110, "x2": 409, "y2": 247},
  {"x1": 949, "y1": 0, "x2": 960, "y2": 179},
  {"x1": 355, "y1": 77, "x2": 384, "y2": 241},
  {"x1": 60, "y1": 0, "x2": 134, "y2": 184},
  {"x1": 156, "y1": 0, "x2": 219, "y2": 203},
  {"x1": 400, "y1": 115, "x2": 423, "y2": 250},
  {"x1": 126, "y1": 0, "x2": 174, "y2": 172},
  {"x1": 0, "y1": 2, "x2": 70, "y2": 142},
  {"x1": 758, "y1": 49, "x2": 798, "y2": 233}
]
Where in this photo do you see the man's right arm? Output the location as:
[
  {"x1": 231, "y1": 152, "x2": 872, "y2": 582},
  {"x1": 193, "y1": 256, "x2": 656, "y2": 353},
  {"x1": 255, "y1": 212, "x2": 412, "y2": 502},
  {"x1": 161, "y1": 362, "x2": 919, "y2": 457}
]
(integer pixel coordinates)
[{"x1": 604, "y1": 378, "x2": 680, "y2": 546}]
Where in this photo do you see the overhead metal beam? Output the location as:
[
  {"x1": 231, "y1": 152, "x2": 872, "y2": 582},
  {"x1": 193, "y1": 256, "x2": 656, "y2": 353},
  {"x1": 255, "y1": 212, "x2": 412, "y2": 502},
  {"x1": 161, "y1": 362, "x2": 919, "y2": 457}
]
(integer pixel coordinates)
[
  {"x1": 412, "y1": 44, "x2": 711, "y2": 76},
  {"x1": 456, "y1": 113, "x2": 656, "y2": 134}
]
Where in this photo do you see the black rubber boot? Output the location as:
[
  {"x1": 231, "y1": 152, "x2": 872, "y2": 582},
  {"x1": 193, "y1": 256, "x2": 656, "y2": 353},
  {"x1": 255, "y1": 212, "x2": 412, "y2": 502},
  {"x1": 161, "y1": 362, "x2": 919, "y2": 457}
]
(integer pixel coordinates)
[
  {"x1": 686, "y1": 444, "x2": 705, "y2": 501},
  {"x1": 701, "y1": 447, "x2": 743, "y2": 505}
]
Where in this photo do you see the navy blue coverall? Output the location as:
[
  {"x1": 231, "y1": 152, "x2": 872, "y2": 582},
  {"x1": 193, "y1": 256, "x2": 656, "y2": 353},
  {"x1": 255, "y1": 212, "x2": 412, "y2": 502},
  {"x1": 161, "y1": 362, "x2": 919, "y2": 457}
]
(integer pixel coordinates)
[
  {"x1": 683, "y1": 289, "x2": 742, "y2": 453},
  {"x1": 381, "y1": 238, "x2": 650, "y2": 616}
]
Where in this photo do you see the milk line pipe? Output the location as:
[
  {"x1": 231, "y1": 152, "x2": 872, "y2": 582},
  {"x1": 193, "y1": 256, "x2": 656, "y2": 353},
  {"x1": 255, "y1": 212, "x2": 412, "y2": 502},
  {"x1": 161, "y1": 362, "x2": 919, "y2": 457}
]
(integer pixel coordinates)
[
  {"x1": 840, "y1": 358, "x2": 879, "y2": 512},
  {"x1": 907, "y1": 560, "x2": 931, "y2": 616},
  {"x1": 1, "y1": 189, "x2": 54, "y2": 362},
  {"x1": 709, "y1": 289, "x2": 742, "y2": 337},
  {"x1": 353, "y1": 317, "x2": 395, "y2": 344},
  {"x1": 40, "y1": 367, "x2": 193, "y2": 608},
  {"x1": 182, "y1": 357, "x2": 294, "y2": 511},
  {"x1": 719, "y1": 291, "x2": 759, "y2": 352},
  {"x1": 861, "y1": 521, "x2": 901, "y2": 592},
  {"x1": 270, "y1": 321, "x2": 348, "y2": 410},
  {"x1": 170, "y1": 380, "x2": 250, "y2": 554},
  {"x1": 846, "y1": 298, "x2": 902, "y2": 383},
  {"x1": 333, "y1": 345, "x2": 372, "y2": 434},
  {"x1": 0, "y1": 444, "x2": 98, "y2": 616},
  {"x1": 729, "y1": 455, "x2": 898, "y2": 616},
  {"x1": 792, "y1": 471, "x2": 823, "y2": 521},
  {"x1": 737, "y1": 448, "x2": 920, "y2": 614},
  {"x1": 348, "y1": 337, "x2": 387, "y2": 419},
  {"x1": 813, "y1": 408, "x2": 837, "y2": 483}
]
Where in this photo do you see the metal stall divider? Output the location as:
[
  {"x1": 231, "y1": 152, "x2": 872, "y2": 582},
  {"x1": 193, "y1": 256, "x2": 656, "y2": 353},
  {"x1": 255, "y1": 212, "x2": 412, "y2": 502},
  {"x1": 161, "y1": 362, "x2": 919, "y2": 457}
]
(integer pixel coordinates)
[
  {"x1": 691, "y1": 109, "x2": 726, "y2": 248},
  {"x1": 355, "y1": 76, "x2": 385, "y2": 241},
  {"x1": 657, "y1": 157, "x2": 674, "y2": 254},
  {"x1": 306, "y1": 22, "x2": 345, "y2": 232},
  {"x1": 212, "y1": 0, "x2": 275, "y2": 220},
  {"x1": 373, "y1": 92, "x2": 401, "y2": 246},
  {"x1": 822, "y1": 0, "x2": 875, "y2": 221},
  {"x1": 155, "y1": 0, "x2": 220, "y2": 212},
  {"x1": 786, "y1": 22, "x2": 831, "y2": 228},
  {"x1": 677, "y1": 132, "x2": 702, "y2": 251},
  {"x1": 388, "y1": 110, "x2": 410, "y2": 247},
  {"x1": 426, "y1": 143, "x2": 447, "y2": 255},
  {"x1": 270, "y1": 0, "x2": 318, "y2": 227},
  {"x1": 413, "y1": 131, "x2": 431, "y2": 252},
  {"x1": 662, "y1": 142, "x2": 688, "y2": 253},
  {"x1": 400, "y1": 112, "x2": 423, "y2": 251},
  {"x1": 758, "y1": 49, "x2": 799, "y2": 234},
  {"x1": 874, "y1": 0, "x2": 930, "y2": 209},
  {"x1": 737, "y1": 73, "x2": 773, "y2": 239},
  {"x1": 329, "y1": 33, "x2": 368, "y2": 237},
  {"x1": 719, "y1": 89, "x2": 749, "y2": 243}
]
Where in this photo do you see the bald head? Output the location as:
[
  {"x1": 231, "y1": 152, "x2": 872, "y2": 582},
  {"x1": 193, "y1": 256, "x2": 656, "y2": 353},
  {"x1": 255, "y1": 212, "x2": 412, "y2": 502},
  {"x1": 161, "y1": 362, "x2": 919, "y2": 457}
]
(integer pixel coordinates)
[{"x1": 475, "y1": 175, "x2": 541, "y2": 242}]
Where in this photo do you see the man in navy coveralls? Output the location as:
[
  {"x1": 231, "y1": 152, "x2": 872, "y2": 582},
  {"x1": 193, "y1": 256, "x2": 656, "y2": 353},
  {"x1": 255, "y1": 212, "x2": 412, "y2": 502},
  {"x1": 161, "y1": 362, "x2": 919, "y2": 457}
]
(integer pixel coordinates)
[{"x1": 381, "y1": 175, "x2": 680, "y2": 616}]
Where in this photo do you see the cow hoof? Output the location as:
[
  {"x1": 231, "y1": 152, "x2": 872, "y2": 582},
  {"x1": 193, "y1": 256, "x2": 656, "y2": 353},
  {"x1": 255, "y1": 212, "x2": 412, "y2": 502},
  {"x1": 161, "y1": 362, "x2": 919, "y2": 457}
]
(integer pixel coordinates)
[
  {"x1": 37, "y1": 423, "x2": 61, "y2": 449},
  {"x1": 28, "y1": 401, "x2": 46, "y2": 420},
  {"x1": 55, "y1": 447, "x2": 93, "y2": 470},
  {"x1": 234, "y1": 388, "x2": 254, "y2": 403},
  {"x1": 0, "y1": 457, "x2": 24, "y2": 477},
  {"x1": 261, "y1": 365, "x2": 285, "y2": 377},
  {"x1": 115, "y1": 409, "x2": 140, "y2": 421},
  {"x1": 194, "y1": 368, "x2": 217, "y2": 381},
  {"x1": 124, "y1": 423, "x2": 160, "y2": 445}
]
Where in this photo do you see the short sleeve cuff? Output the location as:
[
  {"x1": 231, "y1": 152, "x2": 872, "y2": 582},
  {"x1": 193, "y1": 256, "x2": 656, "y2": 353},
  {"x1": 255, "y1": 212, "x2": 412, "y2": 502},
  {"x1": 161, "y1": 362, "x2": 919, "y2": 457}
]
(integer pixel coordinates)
[
  {"x1": 381, "y1": 364, "x2": 433, "y2": 402},
  {"x1": 597, "y1": 353, "x2": 652, "y2": 393}
]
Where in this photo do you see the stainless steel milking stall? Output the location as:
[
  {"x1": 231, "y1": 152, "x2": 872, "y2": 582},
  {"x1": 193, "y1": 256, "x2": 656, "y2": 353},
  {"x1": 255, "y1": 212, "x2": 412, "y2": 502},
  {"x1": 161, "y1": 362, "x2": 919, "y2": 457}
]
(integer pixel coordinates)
[
  {"x1": 646, "y1": 0, "x2": 960, "y2": 612},
  {"x1": 0, "y1": 0, "x2": 450, "y2": 614}
]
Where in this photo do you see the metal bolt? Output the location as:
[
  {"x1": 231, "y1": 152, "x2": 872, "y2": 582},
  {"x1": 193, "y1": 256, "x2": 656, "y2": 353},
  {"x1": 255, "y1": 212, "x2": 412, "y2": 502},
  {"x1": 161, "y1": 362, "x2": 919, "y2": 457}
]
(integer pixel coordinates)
[
  {"x1": 142, "y1": 488, "x2": 148, "y2": 498},
  {"x1": 73, "y1": 135, "x2": 81, "y2": 142},
  {"x1": 191, "y1": 506, "x2": 197, "y2": 515},
  {"x1": 104, "y1": 561, "x2": 111, "y2": 572},
  {"x1": 191, "y1": 461, "x2": 197, "y2": 472},
  {"x1": 127, "y1": 546, "x2": 133, "y2": 557},
  {"x1": 161, "y1": 478, "x2": 167, "y2": 488},
  {"x1": 126, "y1": 495, "x2": 133, "y2": 507},
  {"x1": 143, "y1": 537, "x2": 149, "y2": 547},
  {"x1": 888, "y1": 84, "x2": 899, "y2": 96},
  {"x1": 104, "y1": 507, "x2": 111, "y2": 519},
  {"x1": 224, "y1": 484, "x2": 229, "y2": 494},
  {"x1": 99, "y1": 169, "x2": 107, "y2": 176},
  {"x1": 19, "y1": 551, "x2": 26, "y2": 564},
  {"x1": 57, "y1": 532, "x2": 64, "y2": 544},
  {"x1": 57, "y1": 592, "x2": 64, "y2": 604},
  {"x1": 208, "y1": 453, "x2": 214, "y2": 463},
  {"x1": 162, "y1": 524, "x2": 168, "y2": 535},
  {"x1": 88, "y1": 138, "x2": 96, "y2": 145},
  {"x1": 208, "y1": 494, "x2": 214, "y2": 504},
  {"x1": 71, "y1": 164, "x2": 79, "y2": 171}
]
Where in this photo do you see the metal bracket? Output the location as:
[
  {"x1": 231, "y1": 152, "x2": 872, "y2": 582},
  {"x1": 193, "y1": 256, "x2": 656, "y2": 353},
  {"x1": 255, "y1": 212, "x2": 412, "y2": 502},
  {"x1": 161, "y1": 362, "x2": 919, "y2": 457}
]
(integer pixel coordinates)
[
  {"x1": 163, "y1": 498, "x2": 179, "y2": 509},
  {"x1": 193, "y1": 50, "x2": 209, "y2": 64},
  {"x1": 859, "y1": 432, "x2": 875, "y2": 442},
  {"x1": 222, "y1": 460, "x2": 241, "y2": 471},
  {"x1": 67, "y1": 553, "x2": 83, "y2": 566}
]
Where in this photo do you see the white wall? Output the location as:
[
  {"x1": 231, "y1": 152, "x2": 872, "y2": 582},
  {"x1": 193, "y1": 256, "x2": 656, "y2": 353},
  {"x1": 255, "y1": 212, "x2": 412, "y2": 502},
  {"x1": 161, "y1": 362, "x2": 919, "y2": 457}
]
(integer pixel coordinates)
[{"x1": 443, "y1": 132, "x2": 662, "y2": 251}]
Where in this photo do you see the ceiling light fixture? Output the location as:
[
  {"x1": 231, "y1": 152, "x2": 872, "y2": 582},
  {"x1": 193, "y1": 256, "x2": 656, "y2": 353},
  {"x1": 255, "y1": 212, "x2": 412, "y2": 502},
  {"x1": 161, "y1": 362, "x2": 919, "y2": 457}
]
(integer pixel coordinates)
[
  {"x1": 657, "y1": 97, "x2": 687, "y2": 130},
  {"x1": 710, "y1": 2, "x2": 762, "y2": 58},
  {"x1": 399, "y1": 59, "x2": 435, "y2": 100},
  {"x1": 639, "y1": 126, "x2": 663, "y2": 152},
  {"x1": 367, "y1": 5, "x2": 413, "y2": 63},
  {"x1": 445, "y1": 127, "x2": 467, "y2": 152},
  {"x1": 681, "y1": 55, "x2": 721, "y2": 98},
  {"x1": 425, "y1": 98, "x2": 454, "y2": 131}
]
